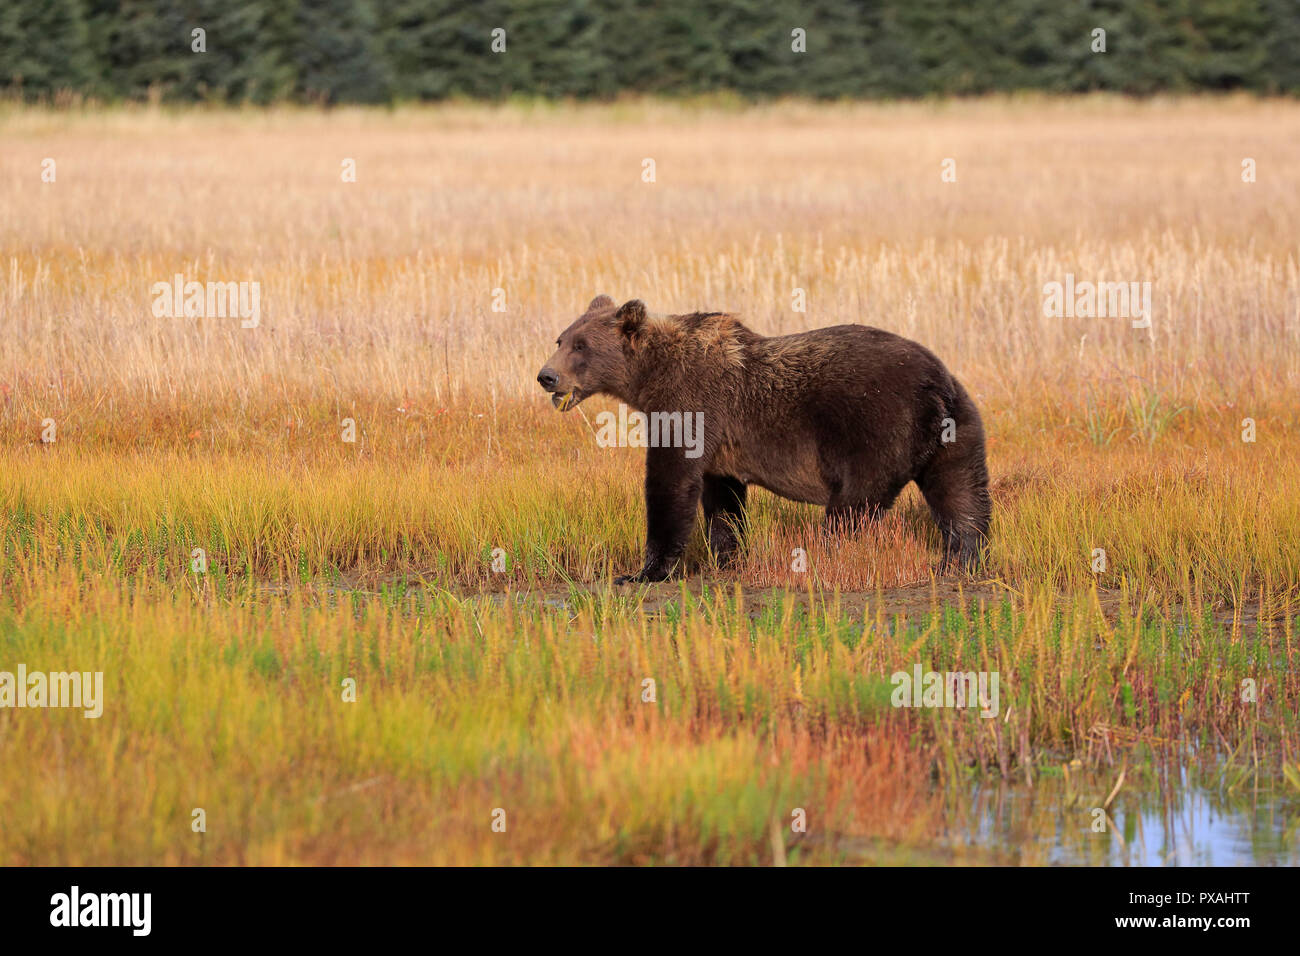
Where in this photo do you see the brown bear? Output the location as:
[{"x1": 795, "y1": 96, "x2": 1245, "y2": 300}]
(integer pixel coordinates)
[{"x1": 537, "y1": 295, "x2": 991, "y2": 583}]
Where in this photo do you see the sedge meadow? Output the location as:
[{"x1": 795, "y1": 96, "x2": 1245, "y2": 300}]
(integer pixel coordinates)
[{"x1": 1, "y1": 96, "x2": 1298, "y2": 864}]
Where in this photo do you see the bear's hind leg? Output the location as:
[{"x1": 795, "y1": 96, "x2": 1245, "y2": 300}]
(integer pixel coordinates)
[
  {"x1": 917, "y1": 446, "x2": 991, "y2": 573},
  {"x1": 702, "y1": 474, "x2": 747, "y2": 567}
]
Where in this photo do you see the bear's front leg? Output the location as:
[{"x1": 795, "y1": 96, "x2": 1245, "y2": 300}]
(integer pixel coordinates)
[{"x1": 615, "y1": 448, "x2": 703, "y2": 584}]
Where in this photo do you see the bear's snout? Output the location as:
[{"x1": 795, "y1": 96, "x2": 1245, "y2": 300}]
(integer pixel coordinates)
[{"x1": 537, "y1": 368, "x2": 559, "y2": 391}]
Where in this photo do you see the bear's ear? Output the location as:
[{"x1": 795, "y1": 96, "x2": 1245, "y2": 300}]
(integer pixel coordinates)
[
  {"x1": 586, "y1": 294, "x2": 615, "y2": 312},
  {"x1": 615, "y1": 299, "x2": 647, "y2": 337}
]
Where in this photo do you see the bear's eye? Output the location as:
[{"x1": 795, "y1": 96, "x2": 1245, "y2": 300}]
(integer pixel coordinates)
[{"x1": 573, "y1": 340, "x2": 586, "y2": 353}]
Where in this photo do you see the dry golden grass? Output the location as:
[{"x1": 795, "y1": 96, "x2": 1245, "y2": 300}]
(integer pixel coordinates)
[{"x1": 3, "y1": 95, "x2": 1297, "y2": 407}]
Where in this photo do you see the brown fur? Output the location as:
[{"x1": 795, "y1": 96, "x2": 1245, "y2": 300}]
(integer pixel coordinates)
[{"x1": 538, "y1": 295, "x2": 991, "y2": 582}]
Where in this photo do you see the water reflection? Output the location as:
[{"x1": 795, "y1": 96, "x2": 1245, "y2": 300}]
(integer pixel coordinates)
[{"x1": 957, "y1": 770, "x2": 1300, "y2": 865}]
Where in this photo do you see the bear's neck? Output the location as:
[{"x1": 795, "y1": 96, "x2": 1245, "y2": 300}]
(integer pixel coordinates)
[{"x1": 621, "y1": 319, "x2": 753, "y2": 412}]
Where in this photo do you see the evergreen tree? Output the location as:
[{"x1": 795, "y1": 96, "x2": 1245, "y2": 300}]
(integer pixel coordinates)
[
  {"x1": 0, "y1": 0, "x2": 97, "y2": 98},
  {"x1": 291, "y1": 0, "x2": 390, "y2": 103}
]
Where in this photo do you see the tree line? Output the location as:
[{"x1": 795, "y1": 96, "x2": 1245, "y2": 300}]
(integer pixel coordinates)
[{"x1": 2, "y1": 0, "x2": 1296, "y2": 104}]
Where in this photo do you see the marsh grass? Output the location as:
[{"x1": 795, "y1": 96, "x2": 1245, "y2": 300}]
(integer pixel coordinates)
[{"x1": 2, "y1": 97, "x2": 1298, "y2": 863}]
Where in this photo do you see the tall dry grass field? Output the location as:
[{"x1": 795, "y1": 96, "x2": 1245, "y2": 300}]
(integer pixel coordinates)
[{"x1": 1, "y1": 97, "x2": 1298, "y2": 864}]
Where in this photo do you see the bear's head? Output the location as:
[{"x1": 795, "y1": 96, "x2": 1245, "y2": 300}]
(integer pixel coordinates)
[{"x1": 537, "y1": 295, "x2": 646, "y2": 411}]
